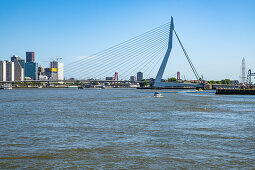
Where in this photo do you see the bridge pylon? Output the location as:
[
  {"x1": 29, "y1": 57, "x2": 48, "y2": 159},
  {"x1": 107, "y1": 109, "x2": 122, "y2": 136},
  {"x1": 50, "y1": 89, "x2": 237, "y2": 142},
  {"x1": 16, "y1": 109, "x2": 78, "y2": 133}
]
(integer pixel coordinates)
[{"x1": 153, "y1": 17, "x2": 203, "y2": 88}]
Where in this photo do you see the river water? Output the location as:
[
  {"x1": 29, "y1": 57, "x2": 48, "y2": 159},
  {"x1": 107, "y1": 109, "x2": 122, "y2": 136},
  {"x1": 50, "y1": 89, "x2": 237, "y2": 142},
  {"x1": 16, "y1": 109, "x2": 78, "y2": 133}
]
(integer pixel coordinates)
[{"x1": 0, "y1": 88, "x2": 254, "y2": 169}]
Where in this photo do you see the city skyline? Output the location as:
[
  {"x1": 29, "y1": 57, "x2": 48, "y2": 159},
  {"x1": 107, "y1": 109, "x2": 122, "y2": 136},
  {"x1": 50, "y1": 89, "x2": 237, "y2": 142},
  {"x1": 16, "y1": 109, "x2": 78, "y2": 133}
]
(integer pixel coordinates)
[
  {"x1": 0, "y1": 53, "x2": 65, "y2": 82},
  {"x1": 0, "y1": 0, "x2": 255, "y2": 80}
]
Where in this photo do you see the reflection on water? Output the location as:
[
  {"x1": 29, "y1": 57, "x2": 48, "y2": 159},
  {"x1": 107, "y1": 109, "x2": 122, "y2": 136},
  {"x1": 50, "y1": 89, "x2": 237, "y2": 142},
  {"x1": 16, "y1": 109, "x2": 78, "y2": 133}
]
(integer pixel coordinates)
[{"x1": 0, "y1": 89, "x2": 254, "y2": 169}]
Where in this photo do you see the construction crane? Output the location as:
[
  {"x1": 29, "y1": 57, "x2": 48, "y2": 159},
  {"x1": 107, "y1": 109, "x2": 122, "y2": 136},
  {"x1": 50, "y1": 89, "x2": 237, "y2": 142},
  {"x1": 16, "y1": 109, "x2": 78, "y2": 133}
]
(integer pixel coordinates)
[
  {"x1": 55, "y1": 57, "x2": 62, "y2": 62},
  {"x1": 246, "y1": 69, "x2": 255, "y2": 85}
]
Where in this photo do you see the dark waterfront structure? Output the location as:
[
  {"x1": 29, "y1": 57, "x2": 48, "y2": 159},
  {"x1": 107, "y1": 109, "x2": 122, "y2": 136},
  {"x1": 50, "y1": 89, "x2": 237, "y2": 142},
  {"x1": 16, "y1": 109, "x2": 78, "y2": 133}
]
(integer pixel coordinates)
[
  {"x1": 25, "y1": 62, "x2": 38, "y2": 80},
  {"x1": 26, "y1": 52, "x2": 35, "y2": 63},
  {"x1": 216, "y1": 88, "x2": 255, "y2": 95}
]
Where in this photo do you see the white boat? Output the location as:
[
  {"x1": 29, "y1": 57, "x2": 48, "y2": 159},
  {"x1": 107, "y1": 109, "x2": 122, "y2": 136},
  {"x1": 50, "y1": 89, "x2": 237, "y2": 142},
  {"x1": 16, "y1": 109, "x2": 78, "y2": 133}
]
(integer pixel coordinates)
[
  {"x1": 4, "y1": 84, "x2": 12, "y2": 90},
  {"x1": 154, "y1": 92, "x2": 163, "y2": 97}
]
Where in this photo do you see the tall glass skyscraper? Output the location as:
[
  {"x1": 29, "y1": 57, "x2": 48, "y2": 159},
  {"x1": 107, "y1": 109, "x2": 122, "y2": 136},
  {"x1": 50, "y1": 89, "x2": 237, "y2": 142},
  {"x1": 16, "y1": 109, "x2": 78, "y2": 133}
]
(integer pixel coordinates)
[
  {"x1": 137, "y1": 72, "x2": 143, "y2": 81},
  {"x1": 23, "y1": 52, "x2": 38, "y2": 80},
  {"x1": 26, "y1": 52, "x2": 35, "y2": 63},
  {"x1": 25, "y1": 62, "x2": 38, "y2": 80}
]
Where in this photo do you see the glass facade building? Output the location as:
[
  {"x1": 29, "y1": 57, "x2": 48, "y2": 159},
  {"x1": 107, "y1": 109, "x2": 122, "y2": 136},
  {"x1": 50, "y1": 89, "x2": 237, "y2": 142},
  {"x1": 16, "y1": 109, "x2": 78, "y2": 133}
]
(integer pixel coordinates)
[
  {"x1": 25, "y1": 62, "x2": 38, "y2": 80},
  {"x1": 26, "y1": 52, "x2": 35, "y2": 63},
  {"x1": 137, "y1": 72, "x2": 143, "y2": 81}
]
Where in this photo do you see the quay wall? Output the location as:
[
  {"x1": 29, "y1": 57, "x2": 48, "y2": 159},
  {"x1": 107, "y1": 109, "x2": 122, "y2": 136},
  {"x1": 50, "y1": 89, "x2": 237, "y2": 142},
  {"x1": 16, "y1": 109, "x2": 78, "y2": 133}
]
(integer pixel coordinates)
[{"x1": 216, "y1": 89, "x2": 255, "y2": 95}]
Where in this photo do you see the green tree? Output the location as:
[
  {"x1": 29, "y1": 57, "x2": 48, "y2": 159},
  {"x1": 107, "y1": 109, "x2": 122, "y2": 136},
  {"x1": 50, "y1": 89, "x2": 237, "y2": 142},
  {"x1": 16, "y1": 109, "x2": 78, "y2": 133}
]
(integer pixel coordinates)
[
  {"x1": 168, "y1": 77, "x2": 177, "y2": 82},
  {"x1": 209, "y1": 80, "x2": 216, "y2": 84},
  {"x1": 221, "y1": 79, "x2": 227, "y2": 84},
  {"x1": 215, "y1": 81, "x2": 221, "y2": 84},
  {"x1": 221, "y1": 79, "x2": 232, "y2": 85},
  {"x1": 139, "y1": 79, "x2": 149, "y2": 87},
  {"x1": 75, "y1": 81, "x2": 81, "y2": 85},
  {"x1": 93, "y1": 81, "x2": 99, "y2": 85},
  {"x1": 225, "y1": 79, "x2": 232, "y2": 85}
]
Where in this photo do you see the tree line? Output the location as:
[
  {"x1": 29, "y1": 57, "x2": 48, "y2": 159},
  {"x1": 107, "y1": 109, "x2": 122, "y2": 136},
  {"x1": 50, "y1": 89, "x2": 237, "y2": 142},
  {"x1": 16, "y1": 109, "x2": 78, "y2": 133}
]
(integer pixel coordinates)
[{"x1": 167, "y1": 77, "x2": 233, "y2": 84}]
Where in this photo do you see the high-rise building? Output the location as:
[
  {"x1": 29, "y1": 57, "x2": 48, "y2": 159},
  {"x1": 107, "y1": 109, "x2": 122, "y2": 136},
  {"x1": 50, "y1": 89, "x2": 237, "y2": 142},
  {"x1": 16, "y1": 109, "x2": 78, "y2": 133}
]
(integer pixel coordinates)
[
  {"x1": 11, "y1": 56, "x2": 25, "y2": 81},
  {"x1": 38, "y1": 66, "x2": 44, "y2": 76},
  {"x1": 130, "y1": 76, "x2": 136, "y2": 82},
  {"x1": 11, "y1": 56, "x2": 25, "y2": 69},
  {"x1": 26, "y1": 52, "x2": 35, "y2": 63},
  {"x1": 25, "y1": 62, "x2": 38, "y2": 80},
  {"x1": 57, "y1": 62, "x2": 64, "y2": 80},
  {"x1": 44, "y1": 68, "x2": 51, "y2": 78},
  {"x1": 137, "y1": 72, "x2": 143, "y2": 81},
  {"x1": 50, "y1": 68, "x2": 58, "y2": 80},
  {"x1": 50, "y1": 61, "x2": 64, "y2": 80},
  {"x1": 13, "y1": 59, "x2": 24, "y2": 81},
  {"x1": 24, "y1": 52, "x2": 38, "y2": 80},
  {"x1": 44, "y1": 67, "x2": 57, "y2": 80},
  {"x1": 5, "y1": 60, "x2": 14, "y2": 81},
  {"x1": 0, "y1": 61, "x2": 6, "y2": 81}
]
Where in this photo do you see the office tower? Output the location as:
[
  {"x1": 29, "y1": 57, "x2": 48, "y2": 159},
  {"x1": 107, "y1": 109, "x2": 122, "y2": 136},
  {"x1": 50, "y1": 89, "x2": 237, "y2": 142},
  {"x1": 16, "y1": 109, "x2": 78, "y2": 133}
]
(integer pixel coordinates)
[
  {"x1": 25, "y1": 62, "x2": 38, "y2": 80},
  {"x1": 50, "y1": 61, "x2": 64, "y2": 80},
  {"x1": 137, "y1": 72, "x2": 143, "y2": 81},
  {"x1": 57, "y1": 62, "x2": 64, "y2": 80},
  {"x1": 24, "y1": 52, "x2": 38, "y2": 80},
  {"x1": 50, "y1": 68, "x2": 58, "y2": 80},
  {"x1": 0, "y1": 61, "x2": 6, "y2": 81},
  {"x1": 11, "y1": 56, "x2": 25, "y2": 69},
  {"x1": 11, "y1": 56, "x2": 24, "y2": 81},
  {"x1": 44, "y1": 68, "x2": 51, "y2": 78},
  {"x1": 38, "y1": 66, "x2": 44, "y2": 76},
  {"x1": 44, "y1": 67, "x2": 57, "y2": 80},
  {"x1": 5, "y1": 61, "x2": 14, "y2": 81},
  {"x1": 26, "y1": 52, "x2": 35, "y2": 63},
  {"x1": 13, "y1": 59, "x2": 24, "y2": 81},
  {"x1": 130, "y1": 76, "x2": 136, "y2": 82}
]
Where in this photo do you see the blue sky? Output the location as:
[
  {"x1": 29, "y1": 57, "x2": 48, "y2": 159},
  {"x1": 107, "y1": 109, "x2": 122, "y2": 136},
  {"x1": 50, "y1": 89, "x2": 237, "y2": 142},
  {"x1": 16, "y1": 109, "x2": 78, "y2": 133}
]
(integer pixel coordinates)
[{"x1": 0, "y1": 0, "x2": 254, "y2": 80}]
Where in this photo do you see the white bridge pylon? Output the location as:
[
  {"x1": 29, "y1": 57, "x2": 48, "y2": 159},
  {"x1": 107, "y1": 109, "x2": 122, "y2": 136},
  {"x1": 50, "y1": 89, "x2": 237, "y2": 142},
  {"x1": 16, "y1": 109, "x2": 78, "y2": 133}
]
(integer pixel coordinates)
[{"x1": 153, "y1": 17, "x2": 203, "y2": 88}]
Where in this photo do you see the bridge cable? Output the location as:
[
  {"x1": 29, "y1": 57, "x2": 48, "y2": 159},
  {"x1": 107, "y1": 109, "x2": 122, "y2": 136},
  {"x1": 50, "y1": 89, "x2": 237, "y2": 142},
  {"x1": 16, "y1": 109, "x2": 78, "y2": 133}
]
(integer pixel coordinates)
[
  {"x1": 65, "y1": 23, "x2": 170, "y2": 79},
  {"x1": 64, "y1": 22, "x2": 170, "y2": 75},
  {"x1": 173, "y1": 29, "x2": 200, "y2": 80},
  {"x1": 65, "y1": 26, "x2": 170, "y2": 79}
]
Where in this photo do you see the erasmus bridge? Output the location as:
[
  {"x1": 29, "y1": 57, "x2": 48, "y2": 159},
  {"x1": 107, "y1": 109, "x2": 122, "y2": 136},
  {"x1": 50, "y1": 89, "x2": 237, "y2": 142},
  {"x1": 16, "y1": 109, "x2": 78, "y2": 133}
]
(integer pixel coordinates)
[
  {"x1": 1, "y1": 17, "x2": 203, "y2": 88},
  {"x1": 65, "y1": 17, "x2": 202, "y2": 87},
  {"x1": 64, "y1": 17, "x2": 203, "y2": 88}
]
